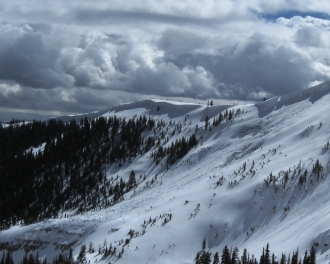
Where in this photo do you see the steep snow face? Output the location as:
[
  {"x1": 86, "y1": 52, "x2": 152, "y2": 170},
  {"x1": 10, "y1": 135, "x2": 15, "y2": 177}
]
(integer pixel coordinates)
[{"x1": 2, "y1": 82, "x2": 330, "y2": 264}]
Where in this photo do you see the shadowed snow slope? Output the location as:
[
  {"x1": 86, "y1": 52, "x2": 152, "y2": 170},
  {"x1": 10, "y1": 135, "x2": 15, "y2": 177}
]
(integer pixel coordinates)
[{"x1": 2, "y1": 81, "x2": 330, "y2": 264}]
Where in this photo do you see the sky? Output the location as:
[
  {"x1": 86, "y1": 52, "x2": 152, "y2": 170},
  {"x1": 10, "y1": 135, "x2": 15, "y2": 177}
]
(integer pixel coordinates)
[{"x1": 0, "y1": 0, "x2": 330, "y2": 121}]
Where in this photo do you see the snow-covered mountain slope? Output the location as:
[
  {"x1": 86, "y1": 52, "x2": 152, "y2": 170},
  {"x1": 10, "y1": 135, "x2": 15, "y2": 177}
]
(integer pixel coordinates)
[{"x1": 2, "y1": 81, "x2": 330, "y2": 264}]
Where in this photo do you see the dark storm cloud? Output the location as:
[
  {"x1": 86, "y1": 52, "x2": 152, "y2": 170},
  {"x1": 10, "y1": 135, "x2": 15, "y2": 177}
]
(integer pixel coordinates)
[{"x1": 0, "y1": 26, "x2": 72, "y2": 88}]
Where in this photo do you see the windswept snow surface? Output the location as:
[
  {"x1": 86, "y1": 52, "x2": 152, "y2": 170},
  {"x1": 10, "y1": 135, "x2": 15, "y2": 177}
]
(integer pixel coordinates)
[{"x1": 2, "y1": 82, "x2": 330, "y2": 263}]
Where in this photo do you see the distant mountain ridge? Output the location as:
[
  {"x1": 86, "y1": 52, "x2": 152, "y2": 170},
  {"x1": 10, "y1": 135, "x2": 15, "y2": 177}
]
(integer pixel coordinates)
[{"x1": 54, "y1": 81, "x2": 330, "y2": 121}]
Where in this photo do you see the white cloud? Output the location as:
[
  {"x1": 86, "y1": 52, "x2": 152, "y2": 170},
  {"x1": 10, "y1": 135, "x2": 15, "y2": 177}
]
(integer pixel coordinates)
[
  {"x1": 277, "y1": 16, "x2": 330, "y2": 29},
  {"x1": 59, "y1": 90, "x2": 76, "y2": 103},
  {"x1": 0, "y1": 82, "x2": 21, "y2": 96}
]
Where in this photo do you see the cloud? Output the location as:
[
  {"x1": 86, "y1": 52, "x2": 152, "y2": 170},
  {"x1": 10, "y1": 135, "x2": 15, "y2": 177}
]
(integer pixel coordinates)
[
  {"x1": 158, "y1": 30, "x2": 328, "y2": 97},
  {"x1": 157, "y1": 29, "x2": 207, "y2": 55},
  {"x1": 126, "y1": 62, "x2": 218, "y2": 98},
  {"x1": 212, "y1": 33, "x2": 317, "y2": 95},
  {"x1": 276, "y1": 16, "x2": 330, "y2": 47},
  {"x1": 59, "y1": 32, "x2": 125, "y2": 89},
  {"x1": 277, "y1": 15, "x2": 330, "y2": 29},
  {"x1": 0, "y1": 81, "x2": 21, "y2": 97},
  {"x1": 0, "y1": 1, "x2": 330, "y2": 120},
  {"x1": 0, "y1": 23, "x2": 73, "y2": 88},
  {"x1": 295, "y1": 26, "x2": 326, "y2": 47},
  {"x1": 249, "y1": 1, "x2": 330, "y2": 17},
  {"x1": 73, "y1": 9, "x2": 220, "y2": 28}
]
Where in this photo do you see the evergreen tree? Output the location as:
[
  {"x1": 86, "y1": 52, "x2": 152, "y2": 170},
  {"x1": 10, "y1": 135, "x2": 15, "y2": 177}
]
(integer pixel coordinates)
[
  {"x1": 309, "y1": 246, "x2": 315, "y2": 264},
  {"x1": 228, "y1": 111, "x2": 233, "y2": 121},
  {"x1": 0, "y1": 252, "x2": 4, "y2": 264},
  {"x1": 195, "y1": 252, "x2": 201, "y2": 264},
  {"x1": 265, "y1": 243, "x2": 270, "y2": 264},
  {"x1": 291, "y1": 249, "x2": 298, "y2": 264},
  {"x1": 205, "y1": 116, "x2": 209, "y2": 130},
  {"x1": 302, "y1": 251, "x2": 309, "y2": 264},
  {"x1": 202, "y1": 238, "x2": 206, "y2": 250},
  {"x1": 271, "y1": 253, "x2": 277, "y2": 264},
  {"x1": 231, "y1": 247, "x2": 239, "y2": 264},
  {"x1": 221, "y1": 246, "x2": 231, "y2": 264},
  {"x1": 4, "y1": 251, "x2": 13, "y2": 264},
  {"x1": 28, "y1": 253, "x2": 34, "y2": 264},
  {"x1": 260, "y1": 247, "x2": 265, "y2": 264},
  {"x1": 77, "y1": 244, "x2": 86, "y2": 264},
  {"x1": 200, "y1": 251, "x2": 212, "y2": 264},
  {"x1": 213, "y1": 252, "x2": 220, "y2": 264},
  {"x1": 68, "y1": 248, "x2": 74, "y2": 264},
  {"x1": 242, "y1": 248, "x2": 248, "y2": 264},
  {"x1": 128, "y1": 170, "x2": 137, "y2": 191}
]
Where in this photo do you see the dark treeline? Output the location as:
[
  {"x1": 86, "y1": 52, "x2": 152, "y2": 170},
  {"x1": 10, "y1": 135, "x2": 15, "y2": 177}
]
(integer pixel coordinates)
[
  {"x1": 1, "y1": 250, "x2": 72, "y2": 264},
  {"x1": 211, "y1": 108, "x2": 243, "y2": 128},
  {"x1": 0, "y1": 115, "x2": 197, "y2": 230},
  {"x1": 151, "y1": 134, "x2": 198, "y2": 165},
  {"x1": 0, "y1": 243, "x2": 316, "y2": 264},
  {"x1": 7, "y1": 119, "x2": 26, "y2": 125},
  {"x1": 0, "y1": 251, "x2": 14, "y2": 264},
  {"x1": 195, "y1": 243, "x2": 316, "y2": 264}
]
